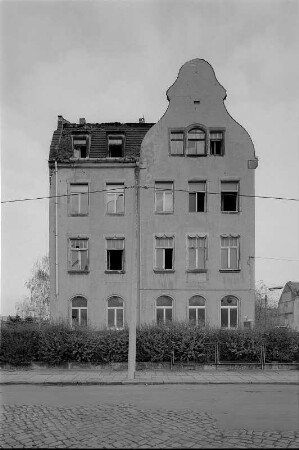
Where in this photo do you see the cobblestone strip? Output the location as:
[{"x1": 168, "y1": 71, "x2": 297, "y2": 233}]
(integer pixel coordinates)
[{"x1": 1, "y1": 404, "x2": 299, "y2": 448}]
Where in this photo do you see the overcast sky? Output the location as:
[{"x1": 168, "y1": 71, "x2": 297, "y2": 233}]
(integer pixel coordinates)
[{"x1": 1, "y1": 0, "x2": 298, "y2": 315}]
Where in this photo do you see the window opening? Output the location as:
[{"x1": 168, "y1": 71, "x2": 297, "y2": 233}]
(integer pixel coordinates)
[
  {"x1": 221, "y1": 181, "x2": 239, "y2": 212},
  {"x1": 188, "y1": 236, "x2": 207, "y2": 270},
  {"x1": 156, "y1": 296, "x2": 173, "y2": 324},
  {"x1": 221, "y1": 296, "x2": 238, "y2": 328},
  {"x1": 221, "y1": 236, "x2": 239, "y2": 270},
  {"x1": 71, "y1": 296, "x2": 87, "y2": 327},
  {"x1": 189, "y1": 182, "x2": 206, "y2": 212},
  {"x1": 107, "y1": 296, "x2": 124, "y2": 328},
  {"x1": 187, "y1": 128, "x2": 206, "y2": 156},
  {"x1": 155, "y1": 237, "x2": 174, "y2": 270},
  {"x1": 108, "y1": 136, "x2": 124, "y2": 157},
  {"x1": 70, "y1": 184, "x2": 89, "y2": 215},
  {"x1": 155, "y1": 182, "x2": 174, "y2": 213},
  {"x1": 69, "y1": 239, "x2": 89, "y2": 271},
  {"x1": 106, "y1": 183, "x2": 124, "y2": 214},
  {"x1": 170, "y1": 131, "x2": 184, "y2": 155},
  {"x1": 106, "y1": 238, "x2": 124, "y2": 271},
  {"x1": 188, "y1": 296, "x2": 206, "y2": 325},
  {"x1": 210, "y1": 132, "x2": 223, "y2": 155},
  {"x1": 73, "y1": 135, "x2": 88, "y2": 158}
]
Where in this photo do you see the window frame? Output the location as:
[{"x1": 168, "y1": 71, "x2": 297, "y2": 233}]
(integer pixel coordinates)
[
  {"x1": 186, "y1": 127, "x2": 206, "y2": 156},
  {"x1": 188, "y1": 296, "x2": 206, "y2": 326},
  {"x1": 221, "y1": 180, "x2": 240, "y2": 213},
  {"x1": 154, "y1": 181, "x2": 174, "y2": 214},
  {"x1": 68, "y1": 183, "x2": 89, "y2": 216},
  {"x1": 154, "y1": 235, "x2": 175, "y2": 272},
  {"x1": 188, "y1": 181, "x2": 207, "y2": 213},
  {"x1": 105, "y1": 237, "x2": 125, "y2": 273},
  {"x1": 107, "y1": 134, "x2": 125, "y2": 158},
  {"x1": 72, "y1": 134, "x2": 89, "y2": 159},
  {"x1": 169, "y1": 129, "x2": 185, "y2": 156},
  {"x1": 187, "y1": 235, "x2": 207, "y2": 273},
  {"x1": 220, "y1": 296, "x2": 239, "y2": 328},
  {"x1": 71, "y1": 296, "x2": 88, "y2": 327},
  {"x1": 155, "y1": 296, "x2": 174, "y2": 324},
  {"x1": 107, "y1": 296, "x2": 124, "y2": 329},
  {"x1": 68, "y1": 238, "x2": 89, "y2": 273},
  {"x1": 105, "y1": 183, "x2": 125, "y2": 215},
  {"x1": 209, "y1": 130, "x2": 225, "y2": 156},
  {"x1": 220, "y1": 235, "x2": 240, "y2": 272}
]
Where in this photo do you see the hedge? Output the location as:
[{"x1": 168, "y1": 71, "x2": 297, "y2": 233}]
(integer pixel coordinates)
[{"x1": 1, "y1": 321, "x2": 298, "y2": 366}]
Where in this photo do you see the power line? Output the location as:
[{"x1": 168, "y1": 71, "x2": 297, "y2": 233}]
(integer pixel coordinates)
[
  {"x1": 1, "y1": 185, "x2": 299, "y2": 204},
  {"x1": 253, "y1": 256, "x2": 299, "y2": 262}
]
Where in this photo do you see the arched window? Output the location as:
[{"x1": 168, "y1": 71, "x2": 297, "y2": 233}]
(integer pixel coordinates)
[
  {"x1": 156, "y1": 296, "x2": 173, "y2": 324},
  {"x1": 188, "y1": 296, "x2": 206, "y2": 326},
  {"x1": 107, "y1": 296, "x2": 124, "y2": 329},
  {"x1": 221, "y1": 296, "x2": 238, "y2": 328},
  {"x1": 71, "y1": 296, "x2": 87, "y2": 327},
  {"x1": 187, "y1": 128, "x2": 206, "y2": 156}
]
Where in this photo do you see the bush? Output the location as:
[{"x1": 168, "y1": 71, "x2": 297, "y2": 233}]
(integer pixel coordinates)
[{"x1": 1, "y1": 321, "x2": 298, "y2": 366}]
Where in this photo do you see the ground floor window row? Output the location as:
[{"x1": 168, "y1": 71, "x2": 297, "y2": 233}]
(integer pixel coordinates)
[
  {"x1": 68, "y1": 235, "x2": 240, "y2": 273},
  {"x1": 71, "y1": 295, "x2": 240, "y2": 329}
]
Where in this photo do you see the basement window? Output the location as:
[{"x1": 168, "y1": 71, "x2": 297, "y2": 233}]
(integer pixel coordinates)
[
  {"x1": 221, "y1": 181, "x2": 239, "y2": 212},
  {"x1": 73, "y1": 135, "x2": 88, "y2": 158},
  {"x1": 106, "y1": 238, "x2": 124, "y2": 272},
  {"x1": 108, "y1": 135, "x2": 124, "y2": 158}
]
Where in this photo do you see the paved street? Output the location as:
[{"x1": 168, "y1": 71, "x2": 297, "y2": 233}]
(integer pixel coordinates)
[{"x1": 1, "y1": 384, "x2": 299, "y2": 448}]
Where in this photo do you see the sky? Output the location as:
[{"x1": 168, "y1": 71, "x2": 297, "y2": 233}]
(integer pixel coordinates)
[{"x1": 1, "y1": 0, "x2": 298, "y2": 315}]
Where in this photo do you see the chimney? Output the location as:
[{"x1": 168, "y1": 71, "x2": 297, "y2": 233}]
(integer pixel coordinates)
[
  {"x1": 79, "y1": 118, "x2": 86, "y2": 125},
  {"x1": 139, "y1": 117, "x2": 145, "y2": 123}
]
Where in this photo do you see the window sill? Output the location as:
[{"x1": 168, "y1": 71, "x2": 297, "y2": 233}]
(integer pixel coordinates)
[
  {"x1": 68, "y1": 270, "x2": 90, "y2": 274},
  {"x1": 106, "y1": 213, "x2": 125, "y2": 216},
  {"x1": 186, "y1": 154, "x2": 207, "y2": 157},
  {"x1": 105, "y1": 270, "x2": 125, "y2": 274},
  {"x1": 188, "y1": 211, "x2": 206, "y2": 214},
  {"x1": 154, "y1": 269, "x2": 175, "y2": 273},
  {"x1": 69, "y1": 214, "x2": 89, "y2": 217},
  {"x1": 155, "y1": 212, "x2": 174, "y2": 215},
  {"x1": 186, "y1": 269, "x2": 207, "y2": 273},
  {"x1": 221, "y1": 211, "x2": 240, "y2": 214},
  {"x1": 219, "y1": 269, "x2": 240, "y2": 273}
]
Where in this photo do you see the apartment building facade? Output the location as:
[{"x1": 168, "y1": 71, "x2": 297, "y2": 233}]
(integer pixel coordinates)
[{"x1": 48, "y1": 58, "x2": 258, "y2": 329}]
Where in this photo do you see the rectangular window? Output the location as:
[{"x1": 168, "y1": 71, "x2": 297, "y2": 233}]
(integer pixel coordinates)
[
  {"x1": 106, "y1": 183, "x2": 124, "y2": 214},
  {"x1": 221, "y1": 181, "x2": 239, "y2": 212},
  {"x1": 188, "y1": 182, "x2": 206, "y2": 212},
  {"x1": 73, "y1": 135, "x2": 88, "y2": 158},
  {"x1": 155, "y1": 182, "x2": 174, "y2": 213},
  {"x1": 108, "y1": 135, "x2": 124, "y2": 157},
  {"x1": 210, "y1": 131, "x2": 224, "y2": 155},
  {"x1": 155, "y1": 237, "x2": 174, "y2": 270},
  {"x1": 188, "y1": 236, "x2": 207, "y2": 270},
  {"x1": 69, "y1": 239, "x2": 89, "y2": 272},
  {"x1": 106, "y1": 238, "x2": 124, "y2": 271},
  {"x1": 69, "y1": 184, "x2": 89, "y2": 215},
  {"x1": 221, "y1": 236, "x2": 239, "y2": 270},
  {"x1": 187, "y1": 129, "x2": 206, "y2": 155},
  {"x1": 170, "y1": 131, "x2": 184, "y2": 155}
]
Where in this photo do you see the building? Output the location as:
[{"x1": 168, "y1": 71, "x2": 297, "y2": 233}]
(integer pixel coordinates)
[
  {"x1": 278, "y1": 282, "x2": 299, "y2": 330},
  {"x1": 48, "y1": 58, "x2": 258, "y2": 329}
]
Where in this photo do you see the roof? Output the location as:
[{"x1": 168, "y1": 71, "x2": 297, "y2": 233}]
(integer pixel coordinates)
[
  {"x1": 49, "y1": 116, "x2": 154, "y2": 162},
  {"x1": 281, "y1": 281, "x2": 299, "y2": 298}
]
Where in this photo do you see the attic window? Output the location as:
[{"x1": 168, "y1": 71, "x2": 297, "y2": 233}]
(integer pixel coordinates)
[
  {"x1": 210, "y1": 131, "x2": 224, "y2": 156},
  {"x1": 187, "y1": 128, "x2": 206, "y2": 156},
  {"x1": 108, "y1": 135, "x2": 124, "y2": 158},
  {"x1": 73, "y1": 135, "x2": 88, "y2": 158}
]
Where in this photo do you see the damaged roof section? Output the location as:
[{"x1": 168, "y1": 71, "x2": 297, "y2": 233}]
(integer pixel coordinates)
[{"x1": 49, "y1": 115, "x2": 154, "y2": 162}]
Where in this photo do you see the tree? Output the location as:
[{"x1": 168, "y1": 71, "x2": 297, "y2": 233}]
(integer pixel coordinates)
[
  {"x1": 15, "y1": 255, "x2": 50, "y2": 321},
  {"x1": 255, "y1": 280, "x2": 279, "y2": 328}
]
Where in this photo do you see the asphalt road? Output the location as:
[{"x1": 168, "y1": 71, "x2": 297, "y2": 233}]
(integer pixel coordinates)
[{"x1": 1, "y1": 385, "x2": 299, "y2": 448}]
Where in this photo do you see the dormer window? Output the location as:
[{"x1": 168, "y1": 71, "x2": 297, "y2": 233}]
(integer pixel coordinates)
[
  {"x1": 187, "y1": 128, "x2": 206, "y2": 156},
  {"x1": 108, "y1": 135, "x2": 124, "y2": 158},
  {"x1": 73, "y1": 135, "x2": 88, "y2": 159},
  {"x1": 210, "y1": 131, "x2": 224, "y2": 155}
]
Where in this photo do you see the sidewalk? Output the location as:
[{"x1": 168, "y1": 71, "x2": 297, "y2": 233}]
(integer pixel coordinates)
[{"x1": 1, "y1": 368, "x2": 298, "y2": 385}]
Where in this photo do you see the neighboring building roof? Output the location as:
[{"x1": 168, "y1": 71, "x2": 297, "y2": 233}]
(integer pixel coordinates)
[
  {"x1": 280, "y1": 281, "x2": 299, "y2": 298},
  {"x1": 49, "y1": 116, "x2": 154, "y2": 162}
]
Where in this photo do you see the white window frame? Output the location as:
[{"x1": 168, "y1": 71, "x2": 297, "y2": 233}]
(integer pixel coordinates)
[
  {"x1": 221, "y1": 181, "x2": 239, "y2": 213},
  {"x1": 107, "y1": 297, "x2": 124, "y2": 329},
  {"x1": 154, "y1": 182, "x2": 174, "y2": 213},
  {"x1": 187, "y1": 235, "x2": 207, "y2": 271},
  {"x1": 220, "y1": 236, "x2": 240, "y2": 271},
  {"x1": 106, "y1": 183, "x2": 125, "y2": 215},
  {"x1": 186, "y1": 128, "x2": 206, "y2": 156},
  {"x1": 69, "y1": 183, "x2": 89, "y2": 216},
  {"x1": 188, "y1": 296, "x2": 206, "y2": 326},
  {"x1": 69, "y1": 238, "x2": 89, "y2": 272},
  {"x1": 71, "y1": 297, "x2": 88, "y2": 327},
  {"x1": 210, "y1": 131, "x2": 224, "y2": 156},
  {"x1": 106, "y1": 237, "x2": 125, "y2": 272},
  {"x1": 154, "y1": 236, "x2": 174, "y2": 271},
  {"x1": 72, "y1": 135, "x2": 89, "y2": 159},
  {"x1": 156, "y1": 297, "x2": 173, "y2": 324},
  {"x1": 188, "y1": 181, "x2": 206, "y2": 213},
  {"x1": 220, "y1": 296, "x2": 239, "y2": 328},
  {"x1": 170, "y1": 131, "x2": 184, "y2": 155}
]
